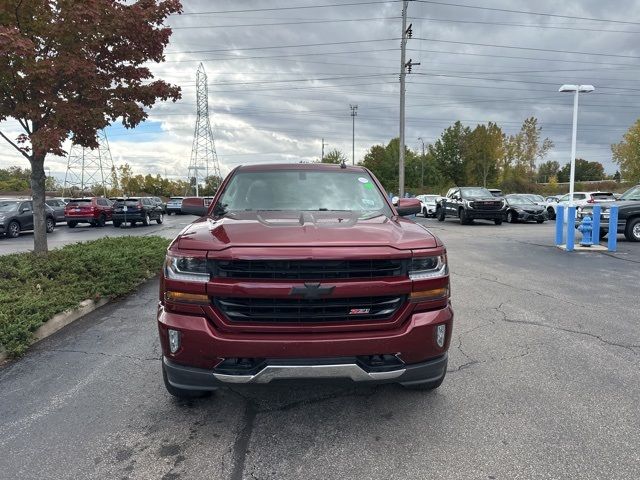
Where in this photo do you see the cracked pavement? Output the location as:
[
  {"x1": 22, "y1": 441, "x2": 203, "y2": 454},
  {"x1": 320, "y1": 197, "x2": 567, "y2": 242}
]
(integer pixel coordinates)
[{"x1": 1, "y1": 220, "x2": 639, "y2": 479}]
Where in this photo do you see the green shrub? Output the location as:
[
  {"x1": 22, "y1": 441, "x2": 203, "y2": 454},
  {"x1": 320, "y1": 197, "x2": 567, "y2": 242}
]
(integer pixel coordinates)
[{"x1": 0, "y1": 236, "x2": 170, "y2": 357}]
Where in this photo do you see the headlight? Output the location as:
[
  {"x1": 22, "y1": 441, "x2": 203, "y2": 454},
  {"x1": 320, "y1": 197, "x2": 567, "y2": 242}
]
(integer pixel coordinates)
[
  {"x1": 464, "y1": 200, "x2": 474, "y2": 209},
  {"x1": 409, "y1": 254, "x2": 448, "y2": 280},
  {"x1": 164, "y1": 254, "x2": 210, "y2": 283}
]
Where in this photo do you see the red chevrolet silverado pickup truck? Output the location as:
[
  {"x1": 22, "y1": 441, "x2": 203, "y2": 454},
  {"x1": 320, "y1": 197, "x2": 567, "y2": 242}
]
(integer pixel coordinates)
[{"x1": 157, "y1": 163, "x2": 453, "y2": 398}]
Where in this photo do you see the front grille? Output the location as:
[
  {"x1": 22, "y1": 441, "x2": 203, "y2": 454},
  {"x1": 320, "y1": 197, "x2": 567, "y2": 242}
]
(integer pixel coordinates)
[
  {"x1": 215, "y1": 295, "x2": 405, "y2": 323},
  {"x1": 212, "y1": 259, "x2": 406, "y2": 280},
  {"x1": 472, "y1": 201, "x2": 503, "y2": 210}
]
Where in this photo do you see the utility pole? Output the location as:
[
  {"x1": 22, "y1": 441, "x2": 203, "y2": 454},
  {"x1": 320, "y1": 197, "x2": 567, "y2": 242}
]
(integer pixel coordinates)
[
  {"x1": 418, "y1": 136, "x2": 425, "y2": 190},
  {"x1": 350, "y1": 104, "x2": 358, "y2": 165},
  {"x1": 321, "y1": 138, "x2": 327, "y2": 162},
  {"x1": 399, "y1": 1, "x2": 419, "y2": 197}
]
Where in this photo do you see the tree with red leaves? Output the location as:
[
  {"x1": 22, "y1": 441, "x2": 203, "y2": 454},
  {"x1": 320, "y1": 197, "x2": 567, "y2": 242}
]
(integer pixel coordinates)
[{"x1": 0, "y1": 0, "x2": 182, "y2": 253}]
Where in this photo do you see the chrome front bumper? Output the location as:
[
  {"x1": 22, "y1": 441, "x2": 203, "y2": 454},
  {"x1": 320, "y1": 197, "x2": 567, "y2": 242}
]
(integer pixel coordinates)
[
  {"x1": 163, "y1": 354, "x2": 448, "y2": 390},
  {"x1": 213, "y1": 363, "x2": 406, "y2": 384}
]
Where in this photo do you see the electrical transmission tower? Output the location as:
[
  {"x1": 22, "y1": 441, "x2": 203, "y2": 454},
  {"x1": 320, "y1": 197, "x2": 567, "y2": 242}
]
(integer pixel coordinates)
[
  {"x1": 188, "y1": 63, "x2": 222, "y2": 196},
  {"x1": 63, "y1": 130, "x2": 115, "y2": 197}
]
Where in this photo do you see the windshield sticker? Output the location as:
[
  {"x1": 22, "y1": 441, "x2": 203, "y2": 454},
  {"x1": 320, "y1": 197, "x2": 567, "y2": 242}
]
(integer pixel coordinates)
[
  {"x1": 362, "y1": 198, "x2": 375, "y2": 207},
  {"x1": 358, "y1": 177, "x2": 369, "y2": 184},
  {"x1": 363, "y1": 183, "x2": 374, "y2": 190}
]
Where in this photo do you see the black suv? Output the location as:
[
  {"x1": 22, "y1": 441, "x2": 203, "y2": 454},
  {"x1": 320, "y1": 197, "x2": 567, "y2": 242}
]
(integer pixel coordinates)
[
  {"x1": 437, "y1": 187, "x2": 506, "y2": 225},
  {"x1": 112, "y1": 197, "x2": 164, "y2": 227},
  {"x1": 0, "y1": 199, "x2": 56, "y2": 238}
]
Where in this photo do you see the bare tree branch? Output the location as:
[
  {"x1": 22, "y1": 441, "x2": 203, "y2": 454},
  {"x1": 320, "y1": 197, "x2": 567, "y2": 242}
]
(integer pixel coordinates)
[{"x1": 0, "y1": 130, "x2": 31, "y2": 160}]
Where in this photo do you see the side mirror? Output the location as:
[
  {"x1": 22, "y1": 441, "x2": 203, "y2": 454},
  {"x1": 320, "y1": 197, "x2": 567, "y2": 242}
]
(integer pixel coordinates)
[
  {"x1": 21, "y1": 207, "x2": 31, "y2": 213},
  {"x1": 181, "y1": 197, "x2": 208, "y2": 216},
  {"x1": 396, "y1": 198, "x2": 421, "y2": 216},
  {"x1": 391, "y1": 196, "x2": 400, "y2": 206}
]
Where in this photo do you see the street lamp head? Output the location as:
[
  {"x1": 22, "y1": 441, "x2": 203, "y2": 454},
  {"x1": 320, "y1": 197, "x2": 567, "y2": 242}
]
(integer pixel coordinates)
[{"x1": 559, "y1": 84, "x2": 595, "y2": 93}]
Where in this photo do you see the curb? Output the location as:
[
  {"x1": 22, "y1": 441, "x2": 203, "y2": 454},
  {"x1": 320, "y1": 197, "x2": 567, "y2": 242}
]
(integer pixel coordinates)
[{"x1": 0, "y1": 297, "x2": 111, "y2": 365}]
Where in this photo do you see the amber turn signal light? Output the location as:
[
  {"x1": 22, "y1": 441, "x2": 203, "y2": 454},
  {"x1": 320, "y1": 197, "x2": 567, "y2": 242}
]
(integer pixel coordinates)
[
  {"x1": 410, "y1": 287, "x2": 449, "y2": 302},
  {"x1": 165, "y1": 291, "x2": 210, "y2": 304}
]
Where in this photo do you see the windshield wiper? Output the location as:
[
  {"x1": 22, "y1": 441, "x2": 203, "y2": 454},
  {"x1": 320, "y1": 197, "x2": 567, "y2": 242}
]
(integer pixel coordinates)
[{"x1": 359, "y1": 211, "x2": 386, "y2": 220}]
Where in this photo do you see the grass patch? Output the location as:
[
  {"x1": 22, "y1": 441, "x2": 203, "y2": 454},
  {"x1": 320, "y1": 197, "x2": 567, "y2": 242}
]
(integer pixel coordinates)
[{"x1": 0, "y1": 236, "x2": 170, "y2": 357}]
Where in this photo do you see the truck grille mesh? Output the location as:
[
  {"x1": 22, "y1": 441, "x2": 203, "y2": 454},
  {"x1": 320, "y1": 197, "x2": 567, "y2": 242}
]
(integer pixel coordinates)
[
  {"x1": 213, "y1": 259, "x2": 406, "y2": 280},
  {"x1": 471, "y1": 201, "x2": 503, "y2": 210},
  {"x1": 215, "y1": 295, "x2": 405, "y2": 323}
]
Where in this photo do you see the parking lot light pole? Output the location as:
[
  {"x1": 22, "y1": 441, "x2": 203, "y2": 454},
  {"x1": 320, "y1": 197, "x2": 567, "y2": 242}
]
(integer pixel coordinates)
[
  {"x1": 558, "y1": 84, "x2": 594, "y2": 206},
  {"x1": 418, "y1": 137, "x2": 426, "y2": 190}
]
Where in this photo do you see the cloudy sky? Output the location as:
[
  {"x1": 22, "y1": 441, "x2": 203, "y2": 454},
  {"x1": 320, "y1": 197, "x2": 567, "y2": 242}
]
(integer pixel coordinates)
[{"x1": 2, "y1": 0, "x2": 640, "y2": 183}]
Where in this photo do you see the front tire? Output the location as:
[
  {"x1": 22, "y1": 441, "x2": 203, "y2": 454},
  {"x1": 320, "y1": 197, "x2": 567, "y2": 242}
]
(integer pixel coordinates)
[
  {"x1": 624, "y1": 217, "x2": 640, "y2": 242},
  {"x1": 436, "y1": 207, "x2": 445, "y2": 222},
  {"x1": 97, "y1": 214, "x2": 106, "y2": 227},
  {"x1": 547, "y1": 207, "x2": 556, "y2": 220},
  {"x1": 459, "y1": 208, "x2": 471, "y2": 225},
  {"x1": 7, "y1": 221, "x2": 20, "y2": 238},
  {"x1": 142, "y1": 213, "x2": 150, "y2": 226},
  {"x1": 156, "y1": 213, "x2": 164, "y2": 225},
  {"x1": 507, "y1": 210, "x2": 517, "y2": 223},
  {"x1": 162, "y1": 363, "x2": 211, "y2": 399},
  {"x1": 46, "y1": 217, "x2": 55, "y2": 233}
]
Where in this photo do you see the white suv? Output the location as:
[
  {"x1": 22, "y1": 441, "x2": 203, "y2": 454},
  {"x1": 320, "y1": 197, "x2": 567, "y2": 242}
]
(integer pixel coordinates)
[
  {"x1": 546, "y1": 191, "x2": 616, "y2": 219},
  {"x1": 416, "y1": 194, "x2": 441, "y2": 218}
]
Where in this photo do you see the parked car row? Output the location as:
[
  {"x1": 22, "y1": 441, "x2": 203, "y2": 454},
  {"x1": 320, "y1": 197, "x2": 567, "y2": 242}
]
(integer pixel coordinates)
[
  {"x1": 65, "y1": 196, "x2": 167, "y2": 228},
  {"x1": 545, "y1": 191, "x2": 617, "y2": 220},
  {"x1": 576, "y1": 185, "x2": 640, "y2": 242},
  {"x1": 0, "y1": 199, "x2": 57, "y2": 238},
  {"x1": 0, "y1": 195, "x2": 176, "y2": 238},
  {"x1": 413, "y1": 188, "x2": 624, "y2": 227}
]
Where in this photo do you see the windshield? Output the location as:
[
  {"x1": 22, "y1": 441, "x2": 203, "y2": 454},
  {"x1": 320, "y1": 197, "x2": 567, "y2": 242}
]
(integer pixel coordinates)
[
  {"x1": 0, "y1": 201, "x2": 19, "y2": 212},
  {"x1": 217, "y1": 169, "x2": 391, "y2": 217},
  {"x1": 526, "y1": 195, "x2": 544, "y2": 202},
  {"x1": 461, "y1": 187, "x2": 493, "y2": 198},
  {"x1": 506, "y1": 196, "x2": 530, "y2": 205},
  {"x1": 620, "y1": 186, "x2": 640, "y2": 200},
  {"x1": 67, "y1": 199, "x2": 92, "y2": 206}
]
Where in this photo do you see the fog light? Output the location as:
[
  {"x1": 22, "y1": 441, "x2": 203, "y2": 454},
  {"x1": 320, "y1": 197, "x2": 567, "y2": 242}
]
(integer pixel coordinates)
[
  {"x1": 168, "y1": 329, "x2": 181, "y2": 353},
  {"x1": 436, "y1": 324, "x2": 446, "y2": 348}
]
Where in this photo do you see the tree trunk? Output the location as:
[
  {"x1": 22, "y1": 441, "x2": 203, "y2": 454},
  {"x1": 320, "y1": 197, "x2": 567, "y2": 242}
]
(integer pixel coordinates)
[{"x1": 29, "y1": 152, "x2": 48, "y2": 254}]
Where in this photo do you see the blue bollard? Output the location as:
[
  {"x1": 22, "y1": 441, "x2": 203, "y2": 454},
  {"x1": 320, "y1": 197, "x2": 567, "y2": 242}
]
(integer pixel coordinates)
[
  {"x1": 608, "y1": 205, "x2": 618, "y2": 252},
  {"x1": 555, "y1": 205, "x2": 565, "y2": 246},
  {"x1": 566, "y1": 206, "x2": 576, "y2": 252},
  {"x1": 592, "y1": 205, "x2": 601, "y2": 245},
  {"x1": 578, "y1": 216, "x2": 593, "y2": 247}
]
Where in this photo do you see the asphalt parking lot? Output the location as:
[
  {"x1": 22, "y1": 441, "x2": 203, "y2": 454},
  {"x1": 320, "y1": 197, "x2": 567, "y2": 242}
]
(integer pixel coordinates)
[{"x1": 1, "y1": 217, "x2": 638, "y2": 479}]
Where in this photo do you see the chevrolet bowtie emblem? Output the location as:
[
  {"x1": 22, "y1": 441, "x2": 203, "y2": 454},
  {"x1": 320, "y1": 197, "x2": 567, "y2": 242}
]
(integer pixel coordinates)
[{"x1": 290, "y1": 283, "x2": 335, "y2": 299}]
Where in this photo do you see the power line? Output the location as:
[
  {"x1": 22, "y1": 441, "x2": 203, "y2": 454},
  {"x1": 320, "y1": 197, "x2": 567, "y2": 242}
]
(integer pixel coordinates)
[
  {"x1": 180, "y1": 1, "x2": 397, "y2": 15},
  {"x1": 409, "y1": 16, "x2": 640, "y2": 34},
  {"x1": 171, "y1": 17, "x2": 398, "y2": 30},
  {"x1": 414, "y1": 0, "x2": 640, "y2": 26},
  {"x1": 165, "y1": 38, "x2": 397, "y2": 55},
  {"x1": 163, "y1": 47, "x2": 399, "y2": 63},
  {"x1": 414, "y1": 36, "x2": 640, "y2": 60}
]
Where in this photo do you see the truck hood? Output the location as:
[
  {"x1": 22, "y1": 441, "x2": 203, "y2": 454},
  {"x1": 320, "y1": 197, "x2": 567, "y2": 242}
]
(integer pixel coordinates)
[{"x1": 174, "y1": 211, "x2": 440, "y2": 251}]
